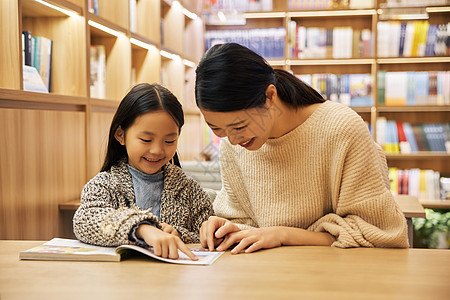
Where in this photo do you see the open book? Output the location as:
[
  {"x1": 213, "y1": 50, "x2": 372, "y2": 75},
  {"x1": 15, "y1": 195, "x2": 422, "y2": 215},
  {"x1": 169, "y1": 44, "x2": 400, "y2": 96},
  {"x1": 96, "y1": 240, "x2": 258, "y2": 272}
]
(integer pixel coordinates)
[{"x1": 19, "y1": 238, "x2": 223, "y2": 265}]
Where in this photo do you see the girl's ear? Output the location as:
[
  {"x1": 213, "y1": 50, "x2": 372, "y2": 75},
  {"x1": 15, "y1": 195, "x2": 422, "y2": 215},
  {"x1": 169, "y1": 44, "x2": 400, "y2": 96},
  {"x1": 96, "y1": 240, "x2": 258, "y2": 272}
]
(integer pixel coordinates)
[
  {"x1": 114, "y1": 126, "x2": 125, "y2": 145},
  {"x1": 264, "y1": 84, "x2": 277, "y2": 108}
]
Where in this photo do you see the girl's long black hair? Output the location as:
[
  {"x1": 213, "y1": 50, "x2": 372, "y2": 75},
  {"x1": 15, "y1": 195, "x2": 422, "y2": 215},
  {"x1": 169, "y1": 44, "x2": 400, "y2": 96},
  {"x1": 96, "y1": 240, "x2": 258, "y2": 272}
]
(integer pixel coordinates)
[
  {"x1": 195, "y1": 43, "x2": 325, "y2": 112},
  {"x1": 101, "y1": 83, "x2": 184, "y2": 172}
]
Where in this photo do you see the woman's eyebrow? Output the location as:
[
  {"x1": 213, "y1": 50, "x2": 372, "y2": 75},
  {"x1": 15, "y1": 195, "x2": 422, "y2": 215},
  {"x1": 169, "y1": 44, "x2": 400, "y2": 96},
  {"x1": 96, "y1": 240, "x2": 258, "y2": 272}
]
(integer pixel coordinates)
[{"x1": 207, "y1": 120, "x2": 247, "y2": 127}]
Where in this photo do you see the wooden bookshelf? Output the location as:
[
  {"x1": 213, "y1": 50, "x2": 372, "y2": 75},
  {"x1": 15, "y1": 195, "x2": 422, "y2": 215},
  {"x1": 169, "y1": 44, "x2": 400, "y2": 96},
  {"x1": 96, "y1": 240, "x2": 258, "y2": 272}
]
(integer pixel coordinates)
[
  {"x1": 0, "y1": 0, "x2": 205, "y2": 240},
  {"x1": 203, "y1": 0, "x2": 450, "y2": 204}
]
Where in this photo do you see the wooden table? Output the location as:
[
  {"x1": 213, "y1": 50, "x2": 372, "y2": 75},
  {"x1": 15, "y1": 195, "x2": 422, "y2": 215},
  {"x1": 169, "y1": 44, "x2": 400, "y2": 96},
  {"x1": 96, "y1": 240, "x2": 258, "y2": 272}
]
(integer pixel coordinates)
[{"x1": 1, "y1": 241, "x2": 449, "y2": 300}]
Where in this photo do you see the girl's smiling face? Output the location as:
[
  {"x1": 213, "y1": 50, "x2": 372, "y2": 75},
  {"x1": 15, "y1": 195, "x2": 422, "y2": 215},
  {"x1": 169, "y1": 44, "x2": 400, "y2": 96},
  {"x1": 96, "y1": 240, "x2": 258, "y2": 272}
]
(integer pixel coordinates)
[{"x1": 115, "y1": 110, "x2": 179, "y2": 174}]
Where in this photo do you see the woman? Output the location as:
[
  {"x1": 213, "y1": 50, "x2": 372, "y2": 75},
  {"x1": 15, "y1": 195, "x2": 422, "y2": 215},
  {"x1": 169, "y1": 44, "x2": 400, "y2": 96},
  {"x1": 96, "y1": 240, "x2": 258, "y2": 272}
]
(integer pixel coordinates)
[{"x1": 195, "y1": 43, "x2": 408, "y2": 254}]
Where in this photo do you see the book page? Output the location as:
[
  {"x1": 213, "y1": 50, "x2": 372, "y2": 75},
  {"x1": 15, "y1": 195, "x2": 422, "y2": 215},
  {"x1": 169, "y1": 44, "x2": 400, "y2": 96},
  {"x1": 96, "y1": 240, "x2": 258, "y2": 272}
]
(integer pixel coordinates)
[
  {"x1": 43, "y1": 238, "x2": 118, "y2": 256},
  {"x1": 116, "y1": 244, "x2": 224, "y2": 265}
]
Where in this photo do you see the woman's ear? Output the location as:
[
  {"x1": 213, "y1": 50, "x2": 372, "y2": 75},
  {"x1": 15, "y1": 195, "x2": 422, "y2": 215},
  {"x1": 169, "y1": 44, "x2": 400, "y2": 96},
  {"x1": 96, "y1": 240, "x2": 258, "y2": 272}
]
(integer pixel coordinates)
[
  {"x1": 114, "y1": 126, "x2": 125, "y2": 145},
  {"x1": 265, "y1": 84, "x2": 277, "y2": 108}
]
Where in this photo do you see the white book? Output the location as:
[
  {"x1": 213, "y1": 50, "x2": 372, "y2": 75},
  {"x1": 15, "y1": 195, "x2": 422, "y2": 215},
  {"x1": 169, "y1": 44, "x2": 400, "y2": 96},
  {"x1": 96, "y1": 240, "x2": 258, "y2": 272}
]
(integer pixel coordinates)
[
  {"x1": 129, "y1": 0, "x2": 137, "y2": 33},
  {"x1": 23, "y1": 65, "x2": 48, "y2": 93},
  {"x1": 403, "y1": 22, "x2": 415, "y2": 57}
]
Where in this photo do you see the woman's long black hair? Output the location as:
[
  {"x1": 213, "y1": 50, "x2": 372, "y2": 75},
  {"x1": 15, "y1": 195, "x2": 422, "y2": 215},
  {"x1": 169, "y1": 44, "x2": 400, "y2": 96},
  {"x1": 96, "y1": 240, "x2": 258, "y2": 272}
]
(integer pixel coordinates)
[
  {"x1": 195, "y1": 43, "x2": 325, "y2": 112},
  {"x1": 101, "y1": 83, "x2": 184, "y2": 172}
]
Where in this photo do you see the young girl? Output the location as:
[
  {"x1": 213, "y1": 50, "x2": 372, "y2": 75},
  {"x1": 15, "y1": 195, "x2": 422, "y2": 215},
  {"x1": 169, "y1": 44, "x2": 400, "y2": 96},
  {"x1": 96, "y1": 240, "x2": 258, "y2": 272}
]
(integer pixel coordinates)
[
  {"x1": 195, "y1": 43, "x2": 409, "y2": 253},
  {"x1": 73, "y1": 83, "x2": 213, "y2": 260}
]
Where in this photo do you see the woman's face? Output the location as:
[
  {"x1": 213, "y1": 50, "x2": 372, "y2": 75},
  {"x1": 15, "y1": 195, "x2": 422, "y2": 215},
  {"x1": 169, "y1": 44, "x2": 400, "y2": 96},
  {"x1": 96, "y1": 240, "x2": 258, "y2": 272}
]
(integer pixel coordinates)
[{"x1": 200, "y1": 106, "x2": 275, "y2": 151}]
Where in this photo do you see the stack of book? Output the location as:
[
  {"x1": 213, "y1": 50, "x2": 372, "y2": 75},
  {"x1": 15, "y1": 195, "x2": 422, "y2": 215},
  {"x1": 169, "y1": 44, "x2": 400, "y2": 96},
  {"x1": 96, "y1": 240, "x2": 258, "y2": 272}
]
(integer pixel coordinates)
[
  {"x1": 288, "y1": 22, "x2": 373, "y2": 59},
  {"x1": 288, "y1": 0, "x2": 374, "y2": 9},
  {"x1": 297, "y1": 73, "x2": 373, "y2": 107},
  {"x1": 389, "y1": 168, "x2": 441, "y2": 201},
  {"x1": 22, "y1": 31, "x2": 52, "y2": 93},
  {"x1": 378, "y1": 71, "x2": 450, "y2": 106},
  {"x1": 377, "y1": 21, "x2": 449, "y2": 57},
  {"x1": 88, "y1": 0, "x2": 99, "y2": 15},
  {"x1": 376, "y1": 119, "x2": 450, "y2": 154},
  {"x1": 205, "y1": 28, "x2": 286, "y2": 59},
  {"x1": 202, "y1": 0, "x2": 273, "y2": 12}
]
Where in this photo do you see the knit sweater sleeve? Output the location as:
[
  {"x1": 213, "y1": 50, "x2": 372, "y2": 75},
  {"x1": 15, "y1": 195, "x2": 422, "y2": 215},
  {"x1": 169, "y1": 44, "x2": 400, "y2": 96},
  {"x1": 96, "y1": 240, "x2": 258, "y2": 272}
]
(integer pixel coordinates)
[
  {"x1": 307, "y1": 118, "x2": 409, "y2": 248},
  {"x1": 213, "y1": 140, "x2": 258, "y2": 230},
  {"x1": 171, "y1": 177, "x2": 214, "y2": 243},
  {"x1": 73, "y1": 173, "x2": 160, "y2": 247}
]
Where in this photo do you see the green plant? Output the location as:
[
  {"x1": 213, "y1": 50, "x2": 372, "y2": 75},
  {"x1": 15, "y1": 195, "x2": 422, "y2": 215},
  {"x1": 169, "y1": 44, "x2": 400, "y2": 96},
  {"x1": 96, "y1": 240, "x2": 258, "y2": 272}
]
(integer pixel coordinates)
[{"x1": 413, "y1": 209, "x2": 450, "y2": 249}]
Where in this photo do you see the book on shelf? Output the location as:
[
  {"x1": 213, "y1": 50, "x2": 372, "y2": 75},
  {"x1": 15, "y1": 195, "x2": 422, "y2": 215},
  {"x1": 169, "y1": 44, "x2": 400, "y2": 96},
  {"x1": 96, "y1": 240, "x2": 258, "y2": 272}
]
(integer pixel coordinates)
[
  {"x1": 377, "y1": 119, "x2": 450, "y2": 154},
  {"x1": 377, "y1": 20, "x2": 449, "y2": 57},
  {"x1": 389, "y1": 168, "x2": 441, "y2": 201},
  {"x1": 88, "y1": 0, "x2": 99, "y2": 15},
  {"x1": 203, "y1": 0, "x2": 273, "y2": 12},
  {"x1": 297, "y1": 73, "x2": 373, "y2": 107},
  {"x1": 287, "y1": 0, "x2": 374, "y2": 10},
  {"x1": 205, "y1": 28, "x2": 286, "y2": 59},
  {"x1": 129, "y1": 0, "x2": 137, "y2": 33},
  {"x1": 288, "y1": 23, "x2": 373, "y2": 59},
  {"x1": 22, "y1": 65, "x2": 49, "y2": 93},
  {"x1": 19, "y1": 238, "x2": 224, "y2": 265},
  {"x1": 20, "y1": 33, "x2": 53, "y2": 92},
  {"x1": 90, "y1": 45, "x2": 106, "y2": 99},
  {"x1": 22, "y1": 31, "x2": 32, "y2": 66},
  {"x1": 378, "y1": 71, "x2": 450, "y2": 106}
]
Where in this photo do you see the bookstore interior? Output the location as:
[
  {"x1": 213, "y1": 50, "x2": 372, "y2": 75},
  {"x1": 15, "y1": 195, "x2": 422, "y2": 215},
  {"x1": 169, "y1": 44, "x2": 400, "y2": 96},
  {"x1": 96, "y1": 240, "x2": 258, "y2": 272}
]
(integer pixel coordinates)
[{"x1": 0, "y1": 0, "x2": 449, "y2": 248}]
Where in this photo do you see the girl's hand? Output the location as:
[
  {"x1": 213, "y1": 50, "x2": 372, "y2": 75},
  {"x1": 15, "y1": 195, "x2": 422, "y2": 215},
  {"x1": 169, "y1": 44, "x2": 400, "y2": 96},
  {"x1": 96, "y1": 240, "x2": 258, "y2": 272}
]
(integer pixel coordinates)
[
  {"x1": 200, "y1": 216, "x2": 241, "y2": 251},
  {"x1": 136, "y1": 224, "x2": 197, "y2": 260},
  {"x1": 160, "y1": 222, "x2": 179, "y2": 236},
  {"x1": 217, "y1": 227, "x2": 283, "y2": 254}
]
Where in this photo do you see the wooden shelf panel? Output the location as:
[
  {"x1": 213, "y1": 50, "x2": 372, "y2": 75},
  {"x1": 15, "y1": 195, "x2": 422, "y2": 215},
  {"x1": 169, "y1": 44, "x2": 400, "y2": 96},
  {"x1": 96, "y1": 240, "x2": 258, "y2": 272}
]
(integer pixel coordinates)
[
  {"x1": 87, "y1": 12, "x2": 128, "y2": 36},
  {"x1": 420, "y1": 200, "x2": 450, "y2": 209},
  {"x1": 21, "y1": 0, "x2": 82, "y2": 17},
  {"x1": 378, "y1": 57, "x2": 450, "y2": 64},
  {"x1": 0, "y1": 88, "x2": 87, "y2": 106},
  {"x1": 377, "y1": 106, "x2": 450, "y2": 112},
  {"x1": 289, "y1": 58, "x2": 375, "y2": 66},
  {"x1": 386, "y1": 153, "x2": 450, "y2": 159},
  {"x1": 244, "y1": 12, "x2": 286, "y2": 18},
  {"x1": 288, "y1": 9, "x2": 377, "y2": 18}
]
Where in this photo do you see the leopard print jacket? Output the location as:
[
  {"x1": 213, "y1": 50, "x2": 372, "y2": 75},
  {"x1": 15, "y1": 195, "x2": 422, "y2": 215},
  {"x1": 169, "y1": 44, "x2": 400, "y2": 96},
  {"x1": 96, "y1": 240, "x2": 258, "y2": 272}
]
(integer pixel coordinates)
[{"x1": 73, "y1": 159, "x2": 213, "y2": 246}]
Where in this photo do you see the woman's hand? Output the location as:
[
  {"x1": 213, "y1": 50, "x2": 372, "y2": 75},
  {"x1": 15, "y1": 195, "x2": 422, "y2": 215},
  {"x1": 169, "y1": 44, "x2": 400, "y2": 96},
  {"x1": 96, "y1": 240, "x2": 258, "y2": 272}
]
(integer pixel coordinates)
[
  {"x1": 217, "y1": 227, "x2": 284, "y2": 254},
  {"x1": 136, "y1": 224, "x2": 197, "y2": 260},
  {"x1": 217, "y1": 226, "x2": 336, "y2": 254},
  {"x1": 199, "y1": 216, "x2": 241, "y2": 251},
  {"x1": 160, "y1": 222, "x2": 179, "y2": 236}
]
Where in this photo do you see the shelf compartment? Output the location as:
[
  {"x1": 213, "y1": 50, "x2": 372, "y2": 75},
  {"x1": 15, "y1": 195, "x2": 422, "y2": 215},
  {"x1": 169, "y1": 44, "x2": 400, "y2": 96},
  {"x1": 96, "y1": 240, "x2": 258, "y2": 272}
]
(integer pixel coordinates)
[
  {"x1": 133, "y1": 0, "x2": 160, "y2": 44},
  {"x1": 21, "y1": 2, "x2": 87, "y2": 97},
  {"x1": 89, "y1": 14, "x2": 131, "y2": 101},
  {"x1": 95, "y1": 0, "x2": 128, "y2": 30},
  {"x1": 131, "y1": 35, "x2": 161, "y2": 87},
  {"x1": 161, "y1": 0, "x2": 184, "y2": 55}
]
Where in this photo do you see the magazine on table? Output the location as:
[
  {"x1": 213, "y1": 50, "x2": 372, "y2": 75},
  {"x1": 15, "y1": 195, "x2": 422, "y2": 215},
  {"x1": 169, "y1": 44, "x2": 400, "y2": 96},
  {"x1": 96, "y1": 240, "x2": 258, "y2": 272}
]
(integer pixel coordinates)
[{"x1": 19, "y1": 238, "x2": 223, "y2": 265}]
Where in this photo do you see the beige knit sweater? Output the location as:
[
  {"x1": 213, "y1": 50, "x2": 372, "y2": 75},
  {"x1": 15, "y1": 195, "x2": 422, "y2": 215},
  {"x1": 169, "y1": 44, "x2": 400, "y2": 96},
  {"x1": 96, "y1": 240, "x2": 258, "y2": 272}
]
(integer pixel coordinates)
[{"x1": 214, "y1": 100, "x2": 409, "y2": 248}]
